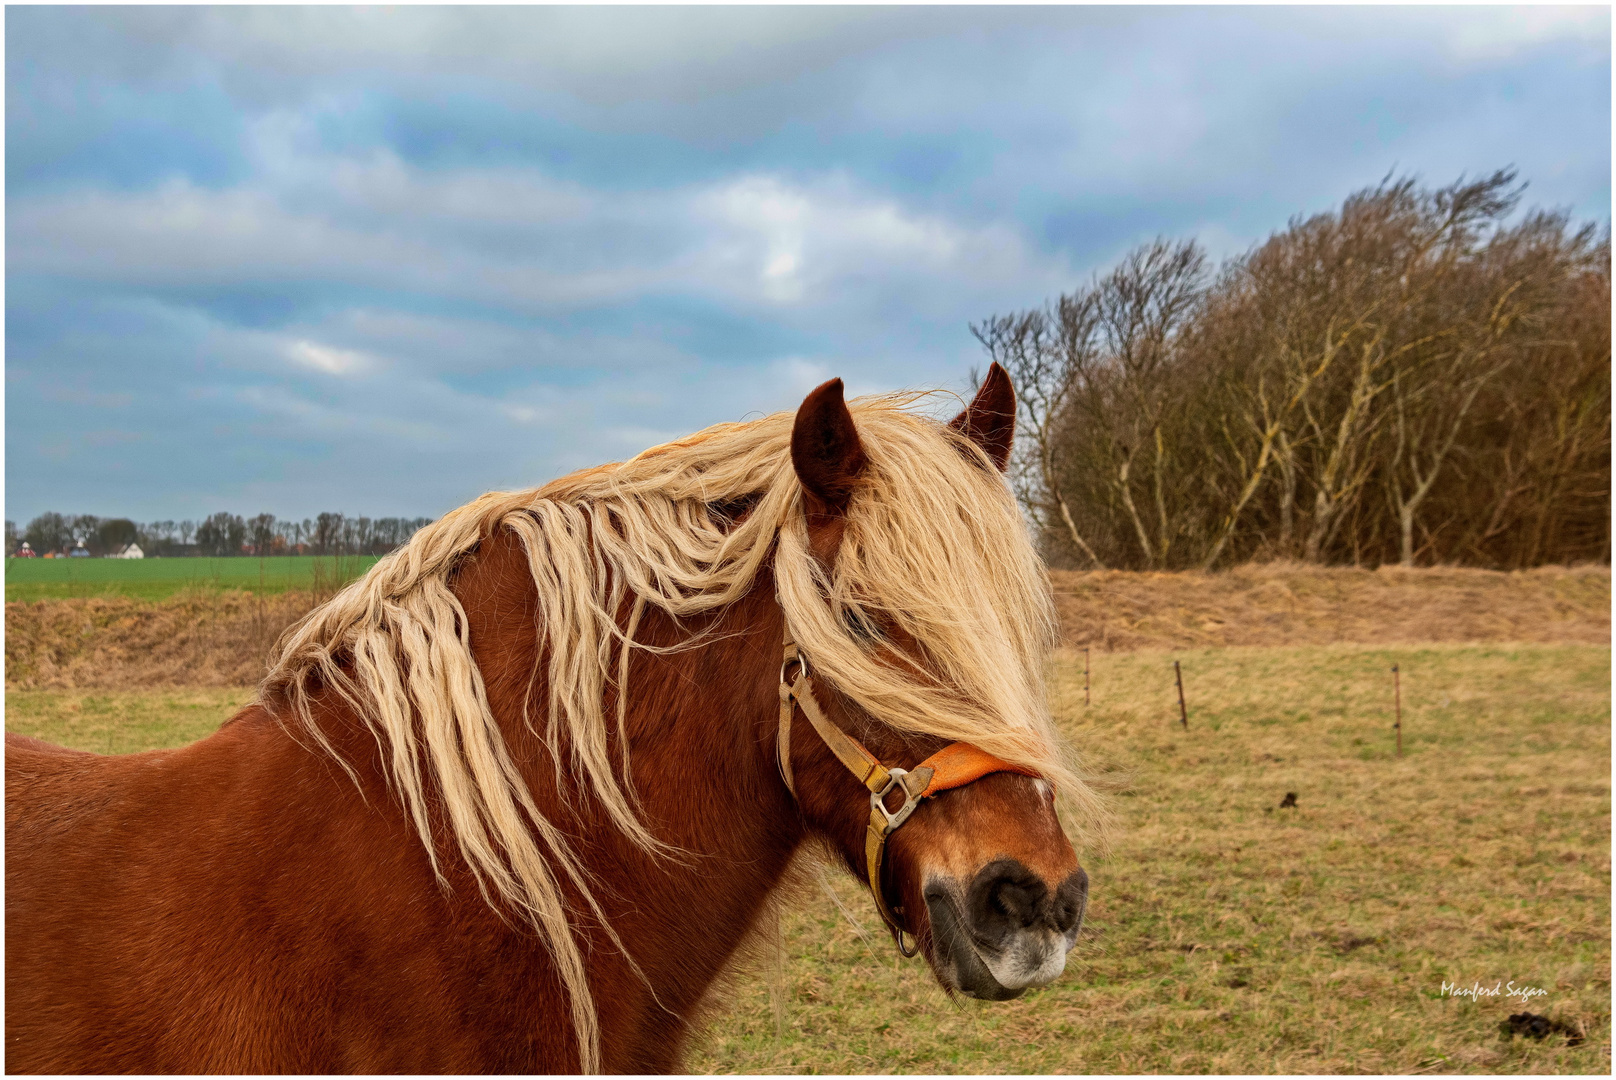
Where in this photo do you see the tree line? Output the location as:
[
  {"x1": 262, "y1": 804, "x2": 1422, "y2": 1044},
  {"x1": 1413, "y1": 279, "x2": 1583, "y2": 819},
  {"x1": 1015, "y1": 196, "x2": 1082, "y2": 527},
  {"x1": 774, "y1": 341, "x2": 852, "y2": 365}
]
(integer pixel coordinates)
[
  {"x1": 7, "y1": 512, "x2": 434, "y2": 558},
  {"x1": 976, "y1": 169, "x2": 1610, "y2": 571}
]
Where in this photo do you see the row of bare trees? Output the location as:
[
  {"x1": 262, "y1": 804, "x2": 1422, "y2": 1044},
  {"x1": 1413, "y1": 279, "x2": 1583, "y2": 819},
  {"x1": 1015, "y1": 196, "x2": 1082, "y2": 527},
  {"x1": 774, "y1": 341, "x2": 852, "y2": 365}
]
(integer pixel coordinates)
[
  {"x1": 8, "y1": 512, "x2": 433, "y2": 557},
  {"x1": 977, "y1": 170, "x2": 1610, "y2": 570}
]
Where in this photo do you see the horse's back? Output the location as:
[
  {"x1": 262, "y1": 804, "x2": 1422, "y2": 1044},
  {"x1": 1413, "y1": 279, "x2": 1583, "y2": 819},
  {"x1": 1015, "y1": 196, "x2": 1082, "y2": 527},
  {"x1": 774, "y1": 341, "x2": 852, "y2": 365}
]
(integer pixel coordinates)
[
  {"x1": 6, "y1": 728, "x2": 192, "y2": 851},
  {"x1": 5, "y1": 710, "x2": 291, "y2": 1073},
  {"x1": 6, "y1": 732, "x2": 126, "y2": 851},
  {"x1": 6, "y1": 731, "x2": 93, "y2": 755},
  {"x1": 5, "y1": 706, "x2": 530, "y2": 1074}
]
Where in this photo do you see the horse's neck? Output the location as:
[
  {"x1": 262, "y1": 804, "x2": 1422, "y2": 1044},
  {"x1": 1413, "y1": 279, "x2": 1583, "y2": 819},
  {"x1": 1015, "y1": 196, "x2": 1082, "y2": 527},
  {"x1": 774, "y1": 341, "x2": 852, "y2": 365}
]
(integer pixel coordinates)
[{"x1": 455, "y1": 525, "x2": 803, "y2": 1060}]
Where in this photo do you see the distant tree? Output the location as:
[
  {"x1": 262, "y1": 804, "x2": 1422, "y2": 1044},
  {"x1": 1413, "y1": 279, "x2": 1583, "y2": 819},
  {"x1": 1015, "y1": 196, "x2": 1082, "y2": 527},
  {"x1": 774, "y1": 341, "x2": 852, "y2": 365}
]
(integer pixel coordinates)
[
  {"x1": 270, "y1": 518, "x2": 295, "y2": 554},
  {"x1": 24, "y1": 513, "x2": 73, "y2": 556},
  {"x1": 195, "y1": 512, "x2": 246, "y2": 557},
  {"x1": 70, "y1": 515, "x2": 101, "y2": 553},
  {"x1": 96, "y1": 518, "x2": 138, "y2": 556},
  {"x1": 178, "y1": 520, "x2": 197, "y2": 548},
  {"x1": 247, "y1": 513, "x2": 278, "y2": 556},
  {"x1": 5, "y1": 520, "x2": 18, "y2": 554},
  {"x1": 136, "y1": 520, "x2": 176, "y2": 556},
  {"x1": 314, "y1": 512, "x2": 345, "y2": 555}
]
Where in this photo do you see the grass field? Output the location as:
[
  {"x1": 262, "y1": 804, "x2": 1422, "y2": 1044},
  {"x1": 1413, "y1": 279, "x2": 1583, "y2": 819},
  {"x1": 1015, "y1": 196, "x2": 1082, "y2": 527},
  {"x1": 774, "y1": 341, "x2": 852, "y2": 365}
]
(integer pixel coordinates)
[
  {"x1": 4, "y1": 554, "x2": 380, "y2": 602},
  {"x1": 4, "y1": 686, "x2": 256, "y2": 755},
  {"x1": 5, "y1": 643, "x2": 1609, "y2": 1073}
]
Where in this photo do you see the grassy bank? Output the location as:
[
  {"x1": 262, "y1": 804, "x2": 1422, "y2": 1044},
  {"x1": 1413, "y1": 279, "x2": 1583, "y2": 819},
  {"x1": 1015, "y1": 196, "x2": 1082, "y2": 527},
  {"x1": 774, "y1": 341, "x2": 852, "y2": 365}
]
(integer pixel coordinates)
[
  {"x1": 4, "y1": 554, "x2": 380, "y2": 602},
  {"x1": 1048, "y1": 563, "x2": 1609, "y2": 651},
  {"x1": 5, "y1": 590, "x2": 320, "y2": 690},
  {"x1": 6, "y1": 564, "x2": 1608, "y2": 692},
  {"x1": 8, "y1": 642, "x2": 1608, "y2": 1073}
]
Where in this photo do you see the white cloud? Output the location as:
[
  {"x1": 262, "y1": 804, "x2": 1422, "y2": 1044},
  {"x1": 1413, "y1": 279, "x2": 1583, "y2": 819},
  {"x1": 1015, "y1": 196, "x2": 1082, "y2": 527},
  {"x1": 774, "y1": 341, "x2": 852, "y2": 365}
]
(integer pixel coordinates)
[
  {"x1": 286, "y1": 339, "x2": 374, "y2": 376},
  {"x1": 10, "y1": 148, "x2": 1072, "y2": 327},
  {"x1": 689, "y1": 173, "x2": 1051, "y2": 309},
  {"x1": 500, "y1": 403, "x2": 543, "y2": 425},
  {"x1": 1445, "y1": 6, "x2": 1610, "y2": 61},
  {"x1": 49, "y1": 7, "x2": 932, "y2": 111}
]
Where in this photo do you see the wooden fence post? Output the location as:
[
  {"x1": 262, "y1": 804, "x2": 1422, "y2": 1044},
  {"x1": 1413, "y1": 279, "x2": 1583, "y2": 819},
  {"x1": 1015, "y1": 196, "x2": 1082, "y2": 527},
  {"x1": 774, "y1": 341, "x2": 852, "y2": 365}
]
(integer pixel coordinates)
[
  {"x1": 1392, "y1": 663, "x2": 1402, "y2": 757},
  {"x1": 1174, "y1": 660, "x2": 1188, "y2": 729}
]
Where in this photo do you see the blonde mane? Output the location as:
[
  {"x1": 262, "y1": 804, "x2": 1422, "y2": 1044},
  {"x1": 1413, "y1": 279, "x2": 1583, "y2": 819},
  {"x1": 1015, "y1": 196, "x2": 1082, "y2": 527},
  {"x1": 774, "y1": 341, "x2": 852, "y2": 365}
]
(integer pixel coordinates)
[{"x1": 261, "y1": 391, "x2": 1101, "y2": 1071}]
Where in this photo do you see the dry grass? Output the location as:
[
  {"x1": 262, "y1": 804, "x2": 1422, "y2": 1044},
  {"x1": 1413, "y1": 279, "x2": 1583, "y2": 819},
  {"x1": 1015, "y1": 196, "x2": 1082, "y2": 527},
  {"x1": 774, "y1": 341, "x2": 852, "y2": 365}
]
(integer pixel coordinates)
[
  {"x1": 1051, "y1": 563, "x2": 1609, "y2": 652},
  {"x1": 5, "y1": 589, "x2": 317, "y2": 690},
  {"x1": 4, "y1": 565, "x2": 1609, "y2": 1073},
  {"x1": 5, "y1": 564, "x2": 1608, "y2": 691},
  {"x1": 8, "y1": 642, "x2": 1607, "y2": 1074},
  {"x1": 689, "y1": 642, "x2": 1610, "y2": 1074}
]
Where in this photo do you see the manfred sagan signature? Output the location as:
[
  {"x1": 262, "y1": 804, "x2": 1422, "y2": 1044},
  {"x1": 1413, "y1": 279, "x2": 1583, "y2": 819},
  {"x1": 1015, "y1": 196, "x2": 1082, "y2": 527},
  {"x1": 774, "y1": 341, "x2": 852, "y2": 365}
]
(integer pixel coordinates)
[{"x1": 1441, "y1": 980, "x2": 1549, "y2": 1004}]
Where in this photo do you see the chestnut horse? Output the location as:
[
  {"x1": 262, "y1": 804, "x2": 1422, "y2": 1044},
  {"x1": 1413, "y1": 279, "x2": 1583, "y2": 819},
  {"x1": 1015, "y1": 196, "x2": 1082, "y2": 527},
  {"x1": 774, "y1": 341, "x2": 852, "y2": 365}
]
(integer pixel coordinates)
[{"x1": 6, "y1": 366, "x2": 1097, "y2": 1073}]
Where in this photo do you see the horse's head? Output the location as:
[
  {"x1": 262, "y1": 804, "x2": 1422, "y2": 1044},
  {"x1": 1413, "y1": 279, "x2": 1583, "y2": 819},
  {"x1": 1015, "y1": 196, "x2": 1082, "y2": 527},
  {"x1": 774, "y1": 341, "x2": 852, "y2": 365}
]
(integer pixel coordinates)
[{"x1": 776, "y1": 366, "x2": 1089, "y2": 1001}]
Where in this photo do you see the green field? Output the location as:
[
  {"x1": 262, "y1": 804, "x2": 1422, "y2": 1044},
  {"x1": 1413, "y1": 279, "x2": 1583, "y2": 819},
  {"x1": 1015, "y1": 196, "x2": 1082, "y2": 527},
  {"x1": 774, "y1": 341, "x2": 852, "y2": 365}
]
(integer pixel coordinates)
[
  {"x1": 3, "y1": 555, "x2": 381, "y2": 602},
  {"x1": 6, "y1": 643, "x2": 1609, "y2": 1073}
]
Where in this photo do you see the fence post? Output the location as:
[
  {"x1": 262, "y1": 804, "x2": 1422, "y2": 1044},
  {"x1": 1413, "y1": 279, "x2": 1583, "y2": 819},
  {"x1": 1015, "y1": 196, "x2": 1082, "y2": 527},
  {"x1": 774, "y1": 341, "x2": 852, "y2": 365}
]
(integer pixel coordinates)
[
  {"x1": 1392, "y1": 663, "x2": 1402, "y2": 757},
  {"x1": 1174, "y1": 660, "x2": 1188, "y2": 729}
]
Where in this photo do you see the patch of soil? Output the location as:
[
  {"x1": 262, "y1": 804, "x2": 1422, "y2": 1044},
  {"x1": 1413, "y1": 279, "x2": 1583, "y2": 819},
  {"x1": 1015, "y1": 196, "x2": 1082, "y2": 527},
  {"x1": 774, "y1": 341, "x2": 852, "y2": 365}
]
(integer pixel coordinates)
[{"x1": 1500, "y1": 1011, "x2": 1585, "y2": 1047}]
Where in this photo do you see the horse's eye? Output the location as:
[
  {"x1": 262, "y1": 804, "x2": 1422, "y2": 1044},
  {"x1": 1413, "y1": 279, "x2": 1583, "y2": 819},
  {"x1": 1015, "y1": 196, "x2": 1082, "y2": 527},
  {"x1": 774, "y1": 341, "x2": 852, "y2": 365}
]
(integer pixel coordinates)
[
  {"x1": 705, "y1": 493, "x2": 760, "y2": 532},
  {"x1": 842, "y1": 607, "x2": 885, "y2": 644}
]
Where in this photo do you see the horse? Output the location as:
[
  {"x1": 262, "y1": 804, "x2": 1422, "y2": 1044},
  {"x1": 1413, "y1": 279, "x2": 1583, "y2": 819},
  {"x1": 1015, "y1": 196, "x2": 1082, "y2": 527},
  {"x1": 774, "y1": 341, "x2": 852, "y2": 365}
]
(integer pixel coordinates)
[{"x1": 6, "y1": 365, "x2": 1101, "y2": 1073}]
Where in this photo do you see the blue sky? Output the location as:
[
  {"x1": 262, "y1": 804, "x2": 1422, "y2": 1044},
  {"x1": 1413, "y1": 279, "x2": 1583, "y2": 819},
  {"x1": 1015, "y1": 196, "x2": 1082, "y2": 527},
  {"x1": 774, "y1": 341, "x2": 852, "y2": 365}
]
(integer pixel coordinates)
[{"x1": 6, "y1": 5, "x2": 1610, "y2": 525}]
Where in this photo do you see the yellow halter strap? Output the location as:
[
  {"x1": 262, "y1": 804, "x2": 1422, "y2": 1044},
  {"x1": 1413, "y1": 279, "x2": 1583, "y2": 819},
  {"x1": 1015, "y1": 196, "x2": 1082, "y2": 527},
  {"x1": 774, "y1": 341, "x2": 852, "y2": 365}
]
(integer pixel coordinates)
[{"x1": 776, "y1": 630, "x2": 1042, "y2": 957}]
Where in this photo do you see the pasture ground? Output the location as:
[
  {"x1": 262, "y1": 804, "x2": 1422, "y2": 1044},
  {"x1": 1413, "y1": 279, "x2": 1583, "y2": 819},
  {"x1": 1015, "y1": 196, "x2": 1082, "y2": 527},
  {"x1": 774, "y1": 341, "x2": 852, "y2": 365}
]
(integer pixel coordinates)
[
  {"x1": 689, "y1": 642, "x2": 1611, "y2": 1074},
  {"x1": 5, "y1": 563, "x2": 1606, "y2": 693},
  {"x1": 6, "y1": 641, "x2": 1607, "y2": 1073},
  {"x1": 4, "y1": 554, "x2": 379, "y2": 602}
]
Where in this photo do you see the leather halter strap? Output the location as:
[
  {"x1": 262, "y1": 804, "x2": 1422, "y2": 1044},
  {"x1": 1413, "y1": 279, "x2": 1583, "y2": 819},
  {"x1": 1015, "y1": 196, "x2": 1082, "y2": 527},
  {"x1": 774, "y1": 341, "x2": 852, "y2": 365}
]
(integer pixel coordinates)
[{"x1": 777, "y1": 630, "x2": 1042, "y2": 954}]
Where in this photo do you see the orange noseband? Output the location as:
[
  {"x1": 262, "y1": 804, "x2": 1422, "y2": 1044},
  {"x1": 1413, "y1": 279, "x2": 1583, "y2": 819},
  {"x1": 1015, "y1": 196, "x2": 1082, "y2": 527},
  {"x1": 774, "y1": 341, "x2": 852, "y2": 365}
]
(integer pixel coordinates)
[{"x1": 776, "y1": 630, "x2": 1043, "y2": 956}]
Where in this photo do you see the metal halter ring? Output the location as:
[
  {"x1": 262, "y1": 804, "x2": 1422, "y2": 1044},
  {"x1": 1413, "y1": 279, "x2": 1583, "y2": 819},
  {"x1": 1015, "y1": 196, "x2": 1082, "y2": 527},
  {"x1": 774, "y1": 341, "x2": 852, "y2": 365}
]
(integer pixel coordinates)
[{"x1": 871, "y1": 767, "x2": 922, "y2": 832}]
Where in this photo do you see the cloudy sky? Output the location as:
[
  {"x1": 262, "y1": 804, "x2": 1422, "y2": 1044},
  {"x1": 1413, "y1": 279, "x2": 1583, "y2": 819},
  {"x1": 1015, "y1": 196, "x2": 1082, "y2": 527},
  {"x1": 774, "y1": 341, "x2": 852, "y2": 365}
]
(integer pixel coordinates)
[{"x1": 6, "y1": 5, "x2": 1610, "y2": 526}]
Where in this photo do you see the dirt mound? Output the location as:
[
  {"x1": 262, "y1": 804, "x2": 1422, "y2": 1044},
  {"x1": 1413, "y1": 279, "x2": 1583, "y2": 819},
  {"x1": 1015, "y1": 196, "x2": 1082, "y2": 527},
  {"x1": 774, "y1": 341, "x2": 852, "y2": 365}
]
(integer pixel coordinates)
[
  {"x1": 1051, "y1": 562, "x2": 1609, "y2": 651},
  {"x1": 5, "y1": 564, "x2": 1608, "y2": 690}
]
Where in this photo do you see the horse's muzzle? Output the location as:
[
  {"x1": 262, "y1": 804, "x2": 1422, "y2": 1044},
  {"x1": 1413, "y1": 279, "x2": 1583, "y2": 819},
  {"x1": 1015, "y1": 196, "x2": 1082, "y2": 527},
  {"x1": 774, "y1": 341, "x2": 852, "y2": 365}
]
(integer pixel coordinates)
[{"x1": 923, "y1": 859, "x2": 1088, "y2": 1000}]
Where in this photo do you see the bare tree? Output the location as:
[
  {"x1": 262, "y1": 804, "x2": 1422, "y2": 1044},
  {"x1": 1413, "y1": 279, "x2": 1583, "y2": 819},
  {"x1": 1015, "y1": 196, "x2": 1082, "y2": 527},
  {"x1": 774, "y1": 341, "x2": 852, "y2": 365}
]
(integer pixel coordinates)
[
  {"x1": 984, "y1": 169, "x2": 1609, "y2": 570},
  {"x1": 247, "y1": 513, "x2": 278, "y2": 556},
  {"x1": 972, "y1": 304, "x2": 1107, "y2": 568}
]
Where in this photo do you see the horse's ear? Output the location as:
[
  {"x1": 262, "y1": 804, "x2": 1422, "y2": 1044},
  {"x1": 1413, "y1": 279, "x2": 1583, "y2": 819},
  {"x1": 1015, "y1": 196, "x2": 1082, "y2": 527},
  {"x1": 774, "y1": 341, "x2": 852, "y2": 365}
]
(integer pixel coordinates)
[
  {"x1": 949, "y1": 362, "x2": 1016, "y2": 472},
  {"x1": 791, "y1": 378, "x2": 868, "y2": 515}
]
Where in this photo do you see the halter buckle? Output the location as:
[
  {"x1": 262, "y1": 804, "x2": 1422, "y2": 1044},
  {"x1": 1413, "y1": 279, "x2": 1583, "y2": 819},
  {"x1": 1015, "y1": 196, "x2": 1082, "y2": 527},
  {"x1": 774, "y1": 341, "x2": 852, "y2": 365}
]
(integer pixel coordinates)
[
  {"x1": 871, "y1": 767, "x2": 922, "y2": 832},
  {"x1": 781, "y1": 648, "x2": 807, "y2": 688}
]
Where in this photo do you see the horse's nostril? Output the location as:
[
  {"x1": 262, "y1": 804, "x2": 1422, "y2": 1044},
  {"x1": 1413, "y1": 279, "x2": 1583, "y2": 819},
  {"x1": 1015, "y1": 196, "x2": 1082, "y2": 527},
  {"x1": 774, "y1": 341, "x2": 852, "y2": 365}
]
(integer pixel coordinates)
[
  {"x1": 1052, "y1": 868, "x2": 1089, "y2": 935},
  {"x1": 967, "y1": 859, "x2": 1048, "y2": 942}
]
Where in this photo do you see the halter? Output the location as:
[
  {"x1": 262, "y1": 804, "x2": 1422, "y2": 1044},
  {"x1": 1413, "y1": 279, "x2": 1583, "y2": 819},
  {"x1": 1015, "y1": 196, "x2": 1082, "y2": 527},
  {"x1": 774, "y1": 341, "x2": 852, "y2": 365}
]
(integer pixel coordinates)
[{"x1": 776, "y1": 629, "x2": 1042, "y2": 957}]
